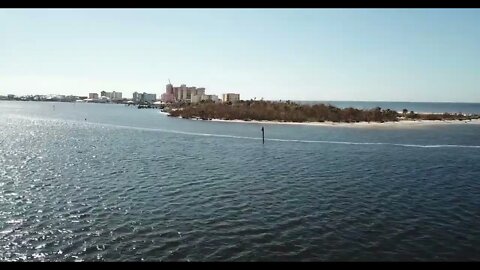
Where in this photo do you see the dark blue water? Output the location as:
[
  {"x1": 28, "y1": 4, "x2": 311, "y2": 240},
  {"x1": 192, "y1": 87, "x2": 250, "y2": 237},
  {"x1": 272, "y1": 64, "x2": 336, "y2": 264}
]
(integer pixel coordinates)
[{"x1": 1, "y1": 101, "x2": 480, "y2": 261}]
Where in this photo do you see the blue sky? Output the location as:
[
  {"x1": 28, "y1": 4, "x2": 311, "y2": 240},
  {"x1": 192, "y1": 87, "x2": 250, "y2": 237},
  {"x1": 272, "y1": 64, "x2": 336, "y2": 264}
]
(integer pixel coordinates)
[{"x1": 1, "y1": 9, "x2": 479, "y2": 102}]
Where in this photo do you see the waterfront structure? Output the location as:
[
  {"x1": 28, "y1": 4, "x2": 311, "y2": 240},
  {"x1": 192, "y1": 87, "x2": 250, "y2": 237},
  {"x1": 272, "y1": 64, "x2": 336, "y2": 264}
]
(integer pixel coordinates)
[
  {"x1": 143, "y1": 93, "x2": 156, "y2": 103},
  {"x1": 113, "y1": 92, "x2": 122, "y2": 100},
  {"x1": 132, "y1": 92, "x2": 141, "y2": 103},
  {"x1": 2, "y1": 94, "x2": 82, "y2": 102},
  {"x1": 222, "y1": 93, "x2": 240, "y2": 103},
  {"x1": 89, "y1": 93, "x2": 99, "y2": 99},
  {"x1": 33, "y1": 95, "x2": 48, "y2": 101},
  {"x1": 133, "y1": 92, "x2": 157, "y2": 103},
  {"x1": 100, "y1": 91, "x2": 123, "y2": 100}
]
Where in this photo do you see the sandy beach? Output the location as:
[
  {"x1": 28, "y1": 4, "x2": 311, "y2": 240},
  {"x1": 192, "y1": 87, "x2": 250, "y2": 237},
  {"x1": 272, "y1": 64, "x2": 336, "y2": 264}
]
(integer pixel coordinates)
[{"x1": 167, "y1": 114, "x2": 480, "y2": 128}]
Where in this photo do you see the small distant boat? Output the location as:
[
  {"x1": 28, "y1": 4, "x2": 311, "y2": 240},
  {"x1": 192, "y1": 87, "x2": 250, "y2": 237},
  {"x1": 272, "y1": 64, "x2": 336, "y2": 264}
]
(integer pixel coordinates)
[{"x1": 137, "y1": 104, "x2": 153, "y2": 109}]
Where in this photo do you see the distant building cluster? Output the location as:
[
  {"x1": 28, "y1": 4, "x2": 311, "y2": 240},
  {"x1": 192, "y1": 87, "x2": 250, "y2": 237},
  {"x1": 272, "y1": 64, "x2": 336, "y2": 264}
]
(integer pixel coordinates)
[
  {"x1": 87, "y1": 91, "x2": 124, "y2": 103},
  {"x1": 161, "y1": 83, "x2": 239, "y2": 104},
  {"x1": 1, "y1": 81, "x2": 242, "y2": 105},
  {"x1": 0, "y1": 94, "x2": 86, "y2": 102},
  {"x1": 161, "y1": 84, "x2": 208, "y2": 103}
]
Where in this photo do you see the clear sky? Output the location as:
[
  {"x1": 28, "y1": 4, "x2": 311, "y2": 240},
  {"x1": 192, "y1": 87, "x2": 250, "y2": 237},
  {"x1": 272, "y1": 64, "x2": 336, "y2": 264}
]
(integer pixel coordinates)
[{"x1": 1, "y1": 9, "x2": 480, "y2": 102}]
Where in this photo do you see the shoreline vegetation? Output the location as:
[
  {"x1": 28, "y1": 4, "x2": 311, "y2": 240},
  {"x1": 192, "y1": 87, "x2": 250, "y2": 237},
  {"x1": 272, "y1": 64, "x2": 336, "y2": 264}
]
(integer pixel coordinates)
[{"x1": 165, "y1": 100, "x2": 480, "y2": 125}]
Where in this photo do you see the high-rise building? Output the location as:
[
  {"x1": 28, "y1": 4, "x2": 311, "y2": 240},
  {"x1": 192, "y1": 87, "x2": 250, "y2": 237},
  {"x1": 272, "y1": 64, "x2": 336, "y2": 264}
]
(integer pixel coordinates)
[
  {"x1": 166, "y1": 84, "x2": 173, "y2": 95},
  {"x1": 181, "y1": 84, "x2": 188, "y2": 100},
  {"x1": 89, "y1": 93, "x2": 99, "y2": 99},
  {"x1": 173, "y1": 87, "x2": 181, "y2": 101},
  {"x1": 143, "y1": 93, "x2": 156, "y2": 103},
  {"x1": 161, "y1": 87, "x2": 175, "y2": 102},
  {"x1": 133, "y1": 92, "x2": 141, "y2": 102},
  {"x1": 162, "y1": 82, "x2": 226, "y2": 103},
  {"x1": 133, "y1": 92, "x2": 156, "y2": 103},
  {"x1": 164, "y1": 84, "x2": 211, "y2": 103},
  {"x1": 100, "y1": 91, "x2": 122, "y2": 100},
  {"x1": 111, "y1": 91, "x2": 122, "y2": 100}
]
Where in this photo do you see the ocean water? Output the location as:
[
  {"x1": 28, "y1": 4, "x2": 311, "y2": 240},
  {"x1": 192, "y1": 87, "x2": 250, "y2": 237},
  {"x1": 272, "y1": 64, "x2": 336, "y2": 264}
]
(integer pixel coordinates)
[
  {"x1": 1, "y1": 100, "x2": 480, "y2": 261},
  {"x1": 296, "y1": 100, "x2": 480, "y2": 114}
]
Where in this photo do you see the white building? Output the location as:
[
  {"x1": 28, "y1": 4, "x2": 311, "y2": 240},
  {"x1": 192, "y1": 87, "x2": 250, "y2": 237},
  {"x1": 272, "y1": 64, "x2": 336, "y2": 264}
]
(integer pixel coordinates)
[
  {"x1": 100, "y1": 91, "x2": 122, "y2": 100},
  {"x1": 190, "y1": 88, "x2": 208, "y2": 104},
  {"x1": 143, "y1": 93, "x2": 157, "y2": 103},
  {"x1": 133, "y1": 92, "x2": 141, "y2": 102},
  {"x1": 132, "y1": 92, "x2": 156, "y2": 103},
  {"x1": 204, "y1": 94, "x2": 219, "y2": 102},
  {"x1": 190, "y1": 94, "x2": 202, "y2": 104},
  {"x1": 112, "y1": 91, "x2": 122, "y2": 100},
  {"x1": 222, "y1": 93, "x2": 240, "y2": 103},
  {"x1": 194, "y1": 88, "x2": 205, "y2": 96},
  {"x1": 167, "y1": 84, "x2": 207, "y2": 103}
]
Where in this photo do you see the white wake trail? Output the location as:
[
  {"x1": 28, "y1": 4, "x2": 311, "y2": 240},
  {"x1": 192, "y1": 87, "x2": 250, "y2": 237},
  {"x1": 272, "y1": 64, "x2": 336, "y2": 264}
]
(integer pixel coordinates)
[
  {"x1": 10, "y1": 116, "x2": 480, "y2": 150},
  {"x1": 90, "y1": 122, "x2": 480, "y2": 149}
]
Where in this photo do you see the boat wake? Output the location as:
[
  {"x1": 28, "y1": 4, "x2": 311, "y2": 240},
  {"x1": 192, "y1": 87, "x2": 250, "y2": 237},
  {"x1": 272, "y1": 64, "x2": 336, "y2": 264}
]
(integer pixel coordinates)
[
  {"x1": 88, "y1": 121, "x2": 480, "y2": 149},
  {"x1": 9, "y1": 115, "x2": 480, "y2": 150}
]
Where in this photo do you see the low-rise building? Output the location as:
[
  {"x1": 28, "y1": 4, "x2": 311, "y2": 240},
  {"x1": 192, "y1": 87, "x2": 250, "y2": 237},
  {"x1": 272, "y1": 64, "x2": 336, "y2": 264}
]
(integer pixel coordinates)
[
  {"x1": 222, "y1": 93, "x2": 240, "y2": 103},
  {"x1": 143, "y1": 93, "x2": 157, "y2": 103},
  {"x1": 89, "y1": 93, "x2": 99, "y2": 99}
]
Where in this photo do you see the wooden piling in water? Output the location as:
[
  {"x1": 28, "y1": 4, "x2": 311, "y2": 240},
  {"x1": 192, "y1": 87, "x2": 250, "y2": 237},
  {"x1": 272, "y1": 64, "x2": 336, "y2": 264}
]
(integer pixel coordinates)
[{"x1": 261, "y1": 126, "x2": 264, "y2": 144}]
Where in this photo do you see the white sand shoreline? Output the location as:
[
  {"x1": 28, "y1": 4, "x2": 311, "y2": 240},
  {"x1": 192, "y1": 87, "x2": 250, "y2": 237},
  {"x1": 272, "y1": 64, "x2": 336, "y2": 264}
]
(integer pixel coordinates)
[
  {"x1": 164, "y1": 113, "x2": 480, "y2": 128},
  {"x1": 210, "y1": 118, "x2": 480, "y2": 127}
]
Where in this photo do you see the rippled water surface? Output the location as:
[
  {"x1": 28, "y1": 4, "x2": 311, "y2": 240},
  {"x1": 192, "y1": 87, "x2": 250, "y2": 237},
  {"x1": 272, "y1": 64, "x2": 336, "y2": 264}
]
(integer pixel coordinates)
[{"x1": 1, "y1": 101, "x2": 480, "y2": 261}]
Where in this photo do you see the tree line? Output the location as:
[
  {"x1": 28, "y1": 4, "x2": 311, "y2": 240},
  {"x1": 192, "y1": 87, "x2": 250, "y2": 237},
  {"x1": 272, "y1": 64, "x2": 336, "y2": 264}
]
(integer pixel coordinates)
[{"x1": 167, "y1": 100, "x2": 479, "y2": 123}]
